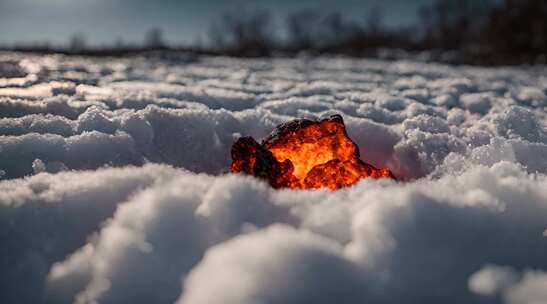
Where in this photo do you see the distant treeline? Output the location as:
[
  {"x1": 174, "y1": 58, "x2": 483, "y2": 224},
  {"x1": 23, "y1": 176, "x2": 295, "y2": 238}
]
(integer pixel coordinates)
[
  {"x1": 4, "y1": 0, "x2": 546, "y2": 66},
  {"x1": 209, "y1": 0, "x2": 547, "y2": 65}
]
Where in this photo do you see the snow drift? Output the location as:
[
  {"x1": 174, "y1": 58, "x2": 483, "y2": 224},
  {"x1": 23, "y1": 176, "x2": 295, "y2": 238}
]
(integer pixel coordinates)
[{"x1": 0, "y1": 52, "x2": 546, "y2": 304}]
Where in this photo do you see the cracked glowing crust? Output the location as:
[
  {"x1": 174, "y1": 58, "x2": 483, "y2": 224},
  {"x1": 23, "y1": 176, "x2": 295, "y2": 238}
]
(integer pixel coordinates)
[{"x1": 231, "y1": 114, "x2": 394, "y2": 190}]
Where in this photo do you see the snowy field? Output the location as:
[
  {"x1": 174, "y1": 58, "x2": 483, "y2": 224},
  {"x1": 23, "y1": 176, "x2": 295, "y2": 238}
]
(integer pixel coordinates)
[{"x1": 1, "y1": 51, "x2": 546, "y2": 304}]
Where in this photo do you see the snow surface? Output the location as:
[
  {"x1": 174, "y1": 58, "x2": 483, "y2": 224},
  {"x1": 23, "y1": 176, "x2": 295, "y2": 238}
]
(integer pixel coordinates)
[{"x1": 0, "y1": 51, "x2": 546, "y2": 304}]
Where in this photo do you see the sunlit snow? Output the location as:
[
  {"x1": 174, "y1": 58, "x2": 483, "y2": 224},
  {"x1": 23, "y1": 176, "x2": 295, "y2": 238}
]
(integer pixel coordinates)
[{"x1": 1, "y1": 52, "x2": 546, "y2": 304}]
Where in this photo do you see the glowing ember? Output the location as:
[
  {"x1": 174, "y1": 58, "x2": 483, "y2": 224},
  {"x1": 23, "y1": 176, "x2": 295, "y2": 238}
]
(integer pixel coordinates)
[{"x1": 231, "y1": 114, "x2": 394, "y2": 190}]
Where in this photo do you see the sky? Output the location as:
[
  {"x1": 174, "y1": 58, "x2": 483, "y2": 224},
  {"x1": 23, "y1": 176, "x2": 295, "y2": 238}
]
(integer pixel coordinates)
[{"x1": 0, "y1": 0, "x2": 435, "y2": 47}]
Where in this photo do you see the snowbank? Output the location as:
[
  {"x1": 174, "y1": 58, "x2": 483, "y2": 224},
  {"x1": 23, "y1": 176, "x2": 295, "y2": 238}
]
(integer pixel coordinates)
[{"x1": 0, "y1": 52, "x2": 546, "y2": 303}]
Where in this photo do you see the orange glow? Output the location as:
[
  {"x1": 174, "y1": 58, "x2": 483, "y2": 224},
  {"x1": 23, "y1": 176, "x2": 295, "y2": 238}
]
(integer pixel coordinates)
[{"x1": 231, "y1": 115, "x2": 394, "y2": 190}]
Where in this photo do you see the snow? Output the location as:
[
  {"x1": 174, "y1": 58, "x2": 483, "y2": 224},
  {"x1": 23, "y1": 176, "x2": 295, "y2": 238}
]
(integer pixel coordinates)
[
  {"x1": 470, "y1": 266, "x2": 547, "y2": 304},
  {"x1": 0, "y1": 51, "x2": 546, "y2": 304}
]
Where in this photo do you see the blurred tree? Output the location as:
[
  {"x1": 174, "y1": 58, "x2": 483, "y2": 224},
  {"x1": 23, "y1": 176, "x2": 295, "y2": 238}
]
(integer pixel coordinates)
[
  {"x1": 209, "y1": 8, "x2": 274, "y2": 56},
  {"x1": 486, "y1": 0, "x2": 547, "y2": 59},
  {"x1": 206, "y1": 0, "x2": 546, "y2": 64},
  {"x1": 418, "y1": 0, "x2": 546, "y2": 63},
  {"x1": 144, "y1": 28, "x2": 165, "y2": 49},
  {"x1": 69, "y1": 33, "x2": 87, "y2": 52},
  {"x1": 366, "y1": 5, "x2": 384, "y2": 35},
  {"x1": 286, "y1": 10, "x2": 363, "y2": 52},
  {"x1": 287, "y1": 10, "x2": 318, "y2": 50},
  {"x1": 114, "y1": 37, "x2": 125, "y2": 49}
]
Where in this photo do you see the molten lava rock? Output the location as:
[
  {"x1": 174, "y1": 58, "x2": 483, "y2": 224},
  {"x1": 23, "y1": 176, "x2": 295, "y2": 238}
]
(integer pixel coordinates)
[{"x1": 231, "y1": 114, "x2": 394, "y2": 190}]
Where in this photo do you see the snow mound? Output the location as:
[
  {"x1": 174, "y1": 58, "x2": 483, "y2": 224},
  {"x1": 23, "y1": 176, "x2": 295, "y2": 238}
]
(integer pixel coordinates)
[{"x1": 1, "y1": 52, "x2": 546, "y2": 303}]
